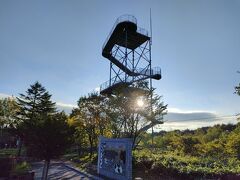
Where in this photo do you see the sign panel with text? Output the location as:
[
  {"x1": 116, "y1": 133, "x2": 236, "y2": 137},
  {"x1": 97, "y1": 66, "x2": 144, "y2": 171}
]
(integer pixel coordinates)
[{"x1": 97, "y1": 136, "x2": 132, "y2": 180}]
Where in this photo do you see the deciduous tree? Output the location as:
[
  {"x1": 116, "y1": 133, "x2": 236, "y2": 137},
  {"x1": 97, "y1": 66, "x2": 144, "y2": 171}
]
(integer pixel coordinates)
[
  {"x1": 106, "y1": 82, "x2": 167, "y2": 149},
  {"x1": 70, "y1": 93, "x2": 111, "y2": 158},
  {"x1": 0, "y1": 97, "x2": 19, "y2": 135}
]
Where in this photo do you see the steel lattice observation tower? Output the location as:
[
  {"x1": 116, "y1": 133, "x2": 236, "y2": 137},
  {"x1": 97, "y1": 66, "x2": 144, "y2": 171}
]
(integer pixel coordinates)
[{"x1": 100, "y1": 14, "x2": 161, "y2": 95}]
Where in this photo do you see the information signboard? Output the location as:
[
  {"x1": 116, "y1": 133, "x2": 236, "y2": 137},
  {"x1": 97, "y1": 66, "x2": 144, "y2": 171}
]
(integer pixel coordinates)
[{"x1": 97, "y1": 136, "x2": 132, "y2": 180}]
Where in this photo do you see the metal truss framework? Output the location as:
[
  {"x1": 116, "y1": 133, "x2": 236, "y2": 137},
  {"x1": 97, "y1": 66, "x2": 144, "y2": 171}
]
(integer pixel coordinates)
[{"x1": 100, "y1": 15, "x2": 161, "y2": 95}]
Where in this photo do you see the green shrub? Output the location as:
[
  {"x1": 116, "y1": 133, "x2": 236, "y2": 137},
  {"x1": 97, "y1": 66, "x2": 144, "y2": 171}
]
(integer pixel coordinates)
[
  {"x1": 11, "y1": 161, "x2": 31, "y2": 175},
  {"x1": 133, "y1": 149, "x2": 240, "y2": 178}
]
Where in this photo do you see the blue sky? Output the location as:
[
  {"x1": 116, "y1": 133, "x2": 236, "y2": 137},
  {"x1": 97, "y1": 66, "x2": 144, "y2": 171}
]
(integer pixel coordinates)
[{"x1": 0, "y1": 0, "x2": 240, "y2": 130}]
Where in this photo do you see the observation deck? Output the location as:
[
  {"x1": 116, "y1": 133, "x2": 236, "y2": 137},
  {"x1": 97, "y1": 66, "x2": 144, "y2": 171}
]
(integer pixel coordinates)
[
  {"x1": 102, "y1": 15, "x2": 149, "y2": 53},
  {"x1": 100, "y1": 15, "x2": 161, "y2": 95}
]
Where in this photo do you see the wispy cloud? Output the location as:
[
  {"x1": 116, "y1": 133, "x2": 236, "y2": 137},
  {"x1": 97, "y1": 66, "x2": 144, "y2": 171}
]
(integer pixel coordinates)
[
  {"x1": 167, "y1": 107, "x2": 216, "y2": 114},
  {"x1": 0, "y1": 93, "x2": 12, "y2": 98},
  {"x1": 56, "y1": 102, "x2": 77, "y2": 114},
  {"x1": 160, "y1": 117, "x2": 237, "y2": 131},
  {"x1": 56, "y1": 102, "x2": 77, "y2": 109},
  {"x1": 160, "y1": 107, "x2": 237, "y2": 131}
]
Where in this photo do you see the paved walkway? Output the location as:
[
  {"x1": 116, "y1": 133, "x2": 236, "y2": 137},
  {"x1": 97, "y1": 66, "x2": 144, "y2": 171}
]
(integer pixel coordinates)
[{"x1": 31, "y1": 161, "x2": 101, "y2": 180}]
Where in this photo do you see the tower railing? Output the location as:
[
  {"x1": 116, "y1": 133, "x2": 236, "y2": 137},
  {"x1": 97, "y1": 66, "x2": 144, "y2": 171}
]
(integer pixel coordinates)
[
  {"x1": 137, "y1": 67, "x2": 161, "y2": 76},
  {"x1": 102, "y1": 15, "x2": 148, "y2": 50},
  {"x1": 137, "y1": 27, "x2": 148, "y2": 37},
  {"x1": 100, "y1": 76, "x2": 132, "y2": 93},
  {"x1": 100, "y1": 67, "x2": 161, "y2": 93}
]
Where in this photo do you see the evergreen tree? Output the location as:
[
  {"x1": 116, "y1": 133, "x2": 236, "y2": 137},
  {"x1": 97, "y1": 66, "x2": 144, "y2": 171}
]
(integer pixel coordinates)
[
  {"x1": 15, "y1": 82, "x2": 56, "y2": 157},
  {"x1": 16, "y1": 82, "x2": 73, "y2": 180},
  {"x1": 16, "y1": 81, "x2": 56, "y2": 122}
]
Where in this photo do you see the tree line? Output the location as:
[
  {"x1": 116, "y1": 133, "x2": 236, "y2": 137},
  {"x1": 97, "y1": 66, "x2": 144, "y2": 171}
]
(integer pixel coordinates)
[{"x1": 140, "y1": 123, "x2": 240, "y2": 159}]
